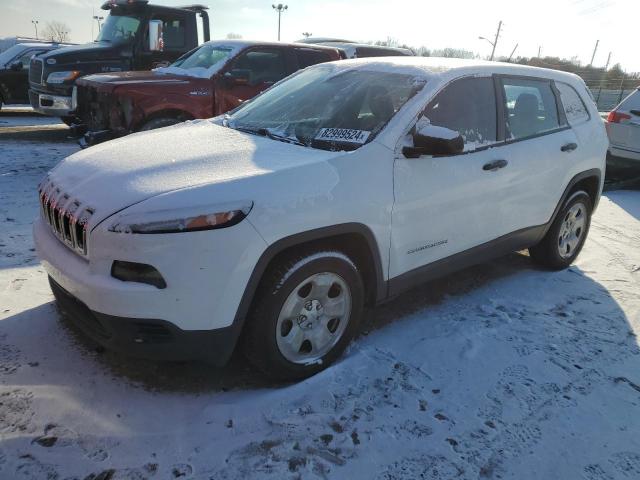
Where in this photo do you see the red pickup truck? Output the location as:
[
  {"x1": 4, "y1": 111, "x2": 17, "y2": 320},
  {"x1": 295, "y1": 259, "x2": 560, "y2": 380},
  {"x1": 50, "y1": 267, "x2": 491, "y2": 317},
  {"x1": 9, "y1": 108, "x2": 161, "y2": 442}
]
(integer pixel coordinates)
[{"x1": 75, "y1": 40, "x2": 341, "y2": 145}]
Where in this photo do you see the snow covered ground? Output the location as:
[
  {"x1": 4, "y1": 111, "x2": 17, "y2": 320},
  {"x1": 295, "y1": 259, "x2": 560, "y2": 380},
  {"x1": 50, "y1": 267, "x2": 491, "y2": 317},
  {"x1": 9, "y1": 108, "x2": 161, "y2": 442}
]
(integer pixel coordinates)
[{"x1": 1, "y1": 114, "x2": 640, "y2": 479}]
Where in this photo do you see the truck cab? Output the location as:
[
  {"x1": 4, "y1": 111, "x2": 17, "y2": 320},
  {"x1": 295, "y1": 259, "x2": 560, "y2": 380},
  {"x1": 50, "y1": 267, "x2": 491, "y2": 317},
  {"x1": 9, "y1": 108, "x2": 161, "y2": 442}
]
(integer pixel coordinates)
[{"x1": 28, "y1": 0, "x2": 209, "y2": 122}]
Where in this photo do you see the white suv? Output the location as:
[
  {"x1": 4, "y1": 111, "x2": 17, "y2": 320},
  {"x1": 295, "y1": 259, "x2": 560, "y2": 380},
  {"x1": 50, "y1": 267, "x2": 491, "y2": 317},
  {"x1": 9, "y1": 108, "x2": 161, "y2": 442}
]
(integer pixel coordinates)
[
  {"x1": 34, "y1": 58, "x2": 608, "y2": 379},
  {"x1": 606, "y1": 87, "x2": 640, "y2": 163}
]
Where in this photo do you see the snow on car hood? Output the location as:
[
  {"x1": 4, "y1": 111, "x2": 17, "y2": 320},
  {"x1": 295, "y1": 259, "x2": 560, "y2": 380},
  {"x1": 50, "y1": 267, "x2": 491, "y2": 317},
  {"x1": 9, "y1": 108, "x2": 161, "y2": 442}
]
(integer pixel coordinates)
[{"x1": 46, "y1": 120, "x2": 337, "y2": 227}]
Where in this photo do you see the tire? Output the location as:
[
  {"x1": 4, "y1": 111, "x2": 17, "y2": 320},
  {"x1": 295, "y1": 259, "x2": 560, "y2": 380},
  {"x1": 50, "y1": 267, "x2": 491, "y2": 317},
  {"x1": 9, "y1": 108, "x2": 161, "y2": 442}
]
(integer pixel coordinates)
[
  {"x1": 529, "y1": 191, "x2": 592, "y2": 270},
  {"x1": 139, "y1": 116, "x2": 181, "y2": 131},
  {"x1": 242, "y1": 250, "x2": 365, "y2": 380}
]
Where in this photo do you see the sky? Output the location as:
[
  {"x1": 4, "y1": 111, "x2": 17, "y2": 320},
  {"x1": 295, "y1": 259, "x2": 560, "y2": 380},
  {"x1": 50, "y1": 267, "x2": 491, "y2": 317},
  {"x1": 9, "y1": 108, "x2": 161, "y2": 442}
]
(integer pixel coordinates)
[{"x1": 1, "y1": 0, "x2": 638, "y2": 73}]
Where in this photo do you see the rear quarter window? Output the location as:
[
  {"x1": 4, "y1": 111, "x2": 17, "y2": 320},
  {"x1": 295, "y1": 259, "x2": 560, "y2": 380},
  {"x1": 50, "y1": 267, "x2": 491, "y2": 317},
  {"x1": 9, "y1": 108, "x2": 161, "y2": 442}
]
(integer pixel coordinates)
[{"x1": 556, "y1": 82, "x2": 590, "y2": 125}]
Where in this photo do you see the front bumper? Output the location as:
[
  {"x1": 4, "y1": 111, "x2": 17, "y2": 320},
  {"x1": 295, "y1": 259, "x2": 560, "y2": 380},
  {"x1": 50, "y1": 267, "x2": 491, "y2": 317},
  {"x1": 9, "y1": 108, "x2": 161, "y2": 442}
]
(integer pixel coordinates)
[
  {"x1": 34, "y1": 210, "x2": 268, "y2": 363},
  {"x1": 29, "y1": 89, "x2": 76, "y2": 116},
  {"x1": 49, "y1": 276, "x2": 238, "y2": 363}
]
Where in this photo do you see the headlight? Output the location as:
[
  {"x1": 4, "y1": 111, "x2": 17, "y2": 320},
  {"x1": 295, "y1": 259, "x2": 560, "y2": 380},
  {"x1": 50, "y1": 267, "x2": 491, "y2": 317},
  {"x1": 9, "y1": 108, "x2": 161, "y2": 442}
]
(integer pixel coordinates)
[
  {"x1": 46, "y1": 71, "x2": 81, "y2": 84},
  {"x1": 108, "y1": 202, "x2": 253, "y2": 234}
]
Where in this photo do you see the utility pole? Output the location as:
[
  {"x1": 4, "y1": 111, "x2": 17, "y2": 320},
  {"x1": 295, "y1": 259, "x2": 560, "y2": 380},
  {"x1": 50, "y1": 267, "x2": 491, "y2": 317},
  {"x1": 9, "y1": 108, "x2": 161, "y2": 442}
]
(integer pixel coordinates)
[
  {"x1": 589, "y1": 39, "x2": 599, "y2": 66},
  {"x1": 272, "y1": 4, "x2": 288, "y2": 41},
  {"x1": 596, "y1": 52, "x2": 612, "y2": 104},
  {"x1": 507, "y1": 43, "x2": 518, "y2": 62},
  {"x1": 478, "y1": 20, "x2": 502, "y2": 61},
  {"x1": 490, "y1": 20, "x2": 502, "y2": 61},
  {"x1": 537, "y1": 45, "x2": 541, "y2": 58},
  {"x1": 31, "y1": 20, "x2": 39, "y2": 39}
]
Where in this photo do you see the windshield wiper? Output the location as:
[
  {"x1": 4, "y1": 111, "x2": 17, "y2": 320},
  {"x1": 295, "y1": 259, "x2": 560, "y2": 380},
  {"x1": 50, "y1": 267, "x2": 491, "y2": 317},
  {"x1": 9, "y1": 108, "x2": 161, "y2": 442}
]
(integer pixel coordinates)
[
  {"x1": 258, "y1": 128, "x2": 306, "y2": 147},
  {"x1": 229, "y1": 125, "x2": 306, "y2": 147}
]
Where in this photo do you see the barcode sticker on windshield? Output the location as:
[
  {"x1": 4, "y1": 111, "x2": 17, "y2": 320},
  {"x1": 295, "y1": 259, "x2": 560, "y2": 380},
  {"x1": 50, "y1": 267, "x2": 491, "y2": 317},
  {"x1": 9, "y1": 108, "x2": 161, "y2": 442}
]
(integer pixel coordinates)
[{"x1": 315, "y1": 128, "x2": 371, "y2": 144}]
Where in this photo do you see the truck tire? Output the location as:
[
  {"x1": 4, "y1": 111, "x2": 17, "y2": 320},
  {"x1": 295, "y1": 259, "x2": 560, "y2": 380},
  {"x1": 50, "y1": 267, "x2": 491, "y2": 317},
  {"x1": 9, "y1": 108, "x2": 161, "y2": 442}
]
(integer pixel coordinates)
[
  {"x1": 60, "y1": 116, "x2": 76, "y2": 127},
  {"x1": 529, "y1": 191, "x2": 592, "y2": 270},
  {"x1": 242, "y1": 250, "x2": 365, "y2": 380},
  {"x1": 139, "y1": 116, "x2": 181, "y2": 131}
]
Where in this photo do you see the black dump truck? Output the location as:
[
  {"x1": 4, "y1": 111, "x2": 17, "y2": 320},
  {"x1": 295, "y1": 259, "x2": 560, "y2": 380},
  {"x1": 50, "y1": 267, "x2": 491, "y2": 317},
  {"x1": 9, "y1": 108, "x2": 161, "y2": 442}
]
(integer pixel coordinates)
[{"x1": 28, "y1": 0, "x2": 210, "y2": 124}]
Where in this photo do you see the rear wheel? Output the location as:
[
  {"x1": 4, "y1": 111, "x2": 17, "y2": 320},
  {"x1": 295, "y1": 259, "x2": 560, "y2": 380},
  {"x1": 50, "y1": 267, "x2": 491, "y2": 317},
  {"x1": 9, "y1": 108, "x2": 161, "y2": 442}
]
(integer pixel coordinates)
[
  {"x1": 139, "y1": 116, "x2": 181, "y2": 131},
  {"x1": 242, "y1": 250, "x2": 364, "y2": 380},
  {"x1": 529, "y1": 191, "x2": 592, "y2": 270}
]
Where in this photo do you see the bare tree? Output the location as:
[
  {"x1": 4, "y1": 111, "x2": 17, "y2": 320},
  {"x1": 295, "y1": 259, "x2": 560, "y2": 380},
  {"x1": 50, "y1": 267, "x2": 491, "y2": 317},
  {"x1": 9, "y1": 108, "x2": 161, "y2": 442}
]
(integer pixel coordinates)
[
  {"x1": 226, "y1": 32, "x2": 242, "y2": 39},
  {"x1": 42, "y1": 21, "x2": 71, "y2": 43}
]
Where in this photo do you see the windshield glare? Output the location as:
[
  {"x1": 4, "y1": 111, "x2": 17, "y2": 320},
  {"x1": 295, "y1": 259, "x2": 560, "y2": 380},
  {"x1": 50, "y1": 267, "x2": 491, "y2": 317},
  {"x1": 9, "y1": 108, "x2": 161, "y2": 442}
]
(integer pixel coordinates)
[
  {"x1": 226, "y1": 67, "x2": 427, "y2": 151},
  {"x1": 96, "y1": 14, "x2": 141, "y2": 44}
]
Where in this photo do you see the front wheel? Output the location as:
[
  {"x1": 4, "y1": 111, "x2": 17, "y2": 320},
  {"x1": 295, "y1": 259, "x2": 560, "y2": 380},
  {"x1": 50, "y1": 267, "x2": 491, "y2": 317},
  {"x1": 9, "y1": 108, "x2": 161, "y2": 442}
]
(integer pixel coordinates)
[
  {"x1": 529, "y1": 191, "x2": 592, "y2": 270},
  {"x1": 60, "y1": 116, "x2": 77, "y2": 127},
  {"x1": 139, "y1": 116, "x2": 181, "y2": 131},
  {"x1": 242, "y1": 251, "x2": 365, "y2": 380}
]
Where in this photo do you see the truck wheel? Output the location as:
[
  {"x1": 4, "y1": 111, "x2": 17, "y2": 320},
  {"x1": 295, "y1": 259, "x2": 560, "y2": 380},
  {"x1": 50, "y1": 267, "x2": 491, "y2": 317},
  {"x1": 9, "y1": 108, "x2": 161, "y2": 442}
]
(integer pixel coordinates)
[
  {"x1": 529, "y1": 191, "x2": 592, "y2": 270},
  {"x1": 243, "y1": 250, "x2": 365, "y2": 380},
  {"x1": 139, "y1": 117, "x2": 181, "y2": 131}
]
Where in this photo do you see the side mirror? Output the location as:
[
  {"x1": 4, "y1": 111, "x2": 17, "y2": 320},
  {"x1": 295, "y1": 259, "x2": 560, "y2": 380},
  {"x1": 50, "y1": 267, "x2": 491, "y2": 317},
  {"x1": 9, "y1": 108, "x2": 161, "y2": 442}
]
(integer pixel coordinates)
[
  {"x1": 10, "y1": 61, "x2": 23, "y2": 71},
  {"x1": 402, "y1": 125, "x2": 464, "y2": 158},
  {"x1": 148, "y1": 20, "x2": 164, "y2": 52},
  {"x1": 224, "y1": 69, "x2": 251, "y2": 86}
]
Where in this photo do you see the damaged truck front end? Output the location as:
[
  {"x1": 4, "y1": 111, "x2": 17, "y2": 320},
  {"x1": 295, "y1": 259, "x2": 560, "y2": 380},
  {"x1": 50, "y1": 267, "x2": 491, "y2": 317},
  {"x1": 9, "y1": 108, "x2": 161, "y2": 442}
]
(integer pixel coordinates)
[
  {"x1": 76, "y1": 82, "x2": 137, "y2": 146},
  {"x1": 75, "y1": 72, "x2": 206, "y2": 147}
]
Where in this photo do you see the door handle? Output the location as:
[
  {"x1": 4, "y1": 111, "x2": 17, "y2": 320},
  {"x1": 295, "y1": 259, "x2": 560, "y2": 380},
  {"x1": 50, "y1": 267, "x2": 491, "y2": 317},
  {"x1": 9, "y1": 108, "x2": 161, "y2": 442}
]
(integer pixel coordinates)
[
  {"x1": 561, "y1": 142, "x2": 578, "y2": 152},
  {"x1": 482, "y1": 159, "x2": 508, "y2": 171}
]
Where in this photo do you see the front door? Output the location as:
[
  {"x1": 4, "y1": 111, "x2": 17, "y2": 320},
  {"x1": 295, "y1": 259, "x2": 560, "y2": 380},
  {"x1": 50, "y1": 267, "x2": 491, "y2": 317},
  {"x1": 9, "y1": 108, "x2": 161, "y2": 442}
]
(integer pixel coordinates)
[
  {"x1": 390, "y1": 75, "x2": 512, "y2": 280},
  {"x1": 4, "y1": 48, "x2": 47, "y2": 102}
]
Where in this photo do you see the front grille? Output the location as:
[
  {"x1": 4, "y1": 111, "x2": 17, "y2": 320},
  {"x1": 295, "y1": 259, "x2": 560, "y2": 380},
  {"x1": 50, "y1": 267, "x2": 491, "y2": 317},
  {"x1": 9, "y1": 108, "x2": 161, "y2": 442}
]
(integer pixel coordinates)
[
  {"x1": 38, "y1": 177, "x2": 94, "y2": 257},
  {"x1": 77, "y1": 85, "x2": 111, "y2": 131},
  {"x1": 29, "y1": 58, "x2": 44, "y2": 85}
]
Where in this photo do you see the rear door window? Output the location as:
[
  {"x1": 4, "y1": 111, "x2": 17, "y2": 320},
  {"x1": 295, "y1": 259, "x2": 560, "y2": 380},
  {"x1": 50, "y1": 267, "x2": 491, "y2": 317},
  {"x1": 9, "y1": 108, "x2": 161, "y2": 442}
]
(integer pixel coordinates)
[
  {"x1": 295, "y1": 48, "x2": 334, "y2": 69},
  {"x1": 556, "y1": 82, "x2": 590, "y2": 125},
  {"x1": 501, "y1": 77, "x2": 561, "y2": 139},
  {"x1": 422, "y1": 76, "x2": 498, "y2": 152}
]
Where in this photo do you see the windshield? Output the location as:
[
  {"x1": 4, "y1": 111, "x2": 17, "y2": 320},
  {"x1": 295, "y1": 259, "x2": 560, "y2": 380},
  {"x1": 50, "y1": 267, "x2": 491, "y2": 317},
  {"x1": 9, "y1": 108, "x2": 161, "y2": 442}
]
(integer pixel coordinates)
[
  {"x1": 225, "y1": 66, "x2": 427, "y2": 151},
  {"x1": 96, "y1": 13, "x2": 141, "y2": 44},
  {"x1": 0, "y1": 45, "x2": 28, "y2": 67},
  {"x1": 155, "y1": 44, "x2": 237, "y2": 78}
]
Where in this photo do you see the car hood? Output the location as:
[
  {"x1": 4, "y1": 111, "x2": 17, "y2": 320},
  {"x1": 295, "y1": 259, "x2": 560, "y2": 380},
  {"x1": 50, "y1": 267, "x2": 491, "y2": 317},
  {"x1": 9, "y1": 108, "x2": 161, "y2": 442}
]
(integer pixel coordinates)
[
  {"x1": 46, "y1": 120, "x2": 338, "y2": 228},
  {"x1": 39, "y1": 42, "x2": 120, "y2": 64},
  {"x1": 77, "y1": 70, "x2": 197, "y2": 94}
]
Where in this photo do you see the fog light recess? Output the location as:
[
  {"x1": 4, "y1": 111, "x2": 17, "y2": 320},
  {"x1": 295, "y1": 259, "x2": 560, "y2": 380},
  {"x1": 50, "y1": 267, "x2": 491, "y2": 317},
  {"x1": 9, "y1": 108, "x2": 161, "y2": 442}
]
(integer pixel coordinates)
[{"x1": 111, "y1": 261, "x2": 167, "y2": 289}]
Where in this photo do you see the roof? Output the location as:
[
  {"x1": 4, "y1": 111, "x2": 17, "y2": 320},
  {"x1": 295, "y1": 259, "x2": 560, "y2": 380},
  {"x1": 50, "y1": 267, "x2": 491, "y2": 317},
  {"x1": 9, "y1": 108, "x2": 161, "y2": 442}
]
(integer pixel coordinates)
[
  {"x1": 12, "y1": 42, "x2": 61, "y2": 48},
  {"x1": 201, "y1": 39, "x2": 341, "y2": 52},
  {"x1": 325, "y1": 56, "x2": 584, "y2": 83}
]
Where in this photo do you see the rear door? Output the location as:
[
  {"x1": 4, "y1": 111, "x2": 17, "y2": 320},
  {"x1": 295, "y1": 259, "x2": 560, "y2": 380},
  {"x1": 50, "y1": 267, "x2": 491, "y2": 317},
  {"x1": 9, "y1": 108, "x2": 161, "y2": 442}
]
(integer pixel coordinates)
[
  {"x1": 493, "y1": 75, "x2": 579, "y2": 231},
  {"x1": 607, "y1": 90, "x2": 640, "y2": 154},
  {"x1": 216, "y1": 47, "x2": 291, "y2": 113}
]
